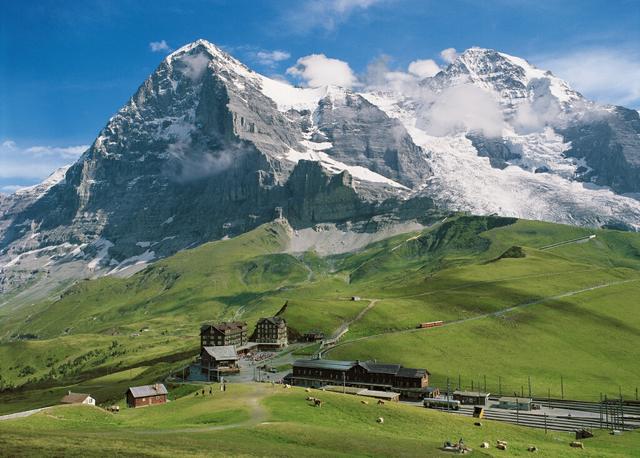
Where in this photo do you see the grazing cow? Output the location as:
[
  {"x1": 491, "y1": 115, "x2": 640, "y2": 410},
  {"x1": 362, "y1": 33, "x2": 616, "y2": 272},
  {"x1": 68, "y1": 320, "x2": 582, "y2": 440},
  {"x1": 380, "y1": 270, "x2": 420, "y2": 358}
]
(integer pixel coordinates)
[
  {"x1": 361, "y1": 400, "x2": 369, "y2": 405},
  {"x1": 305, "y1": 388, "x2": 311, "y2": 392},
  {"x1": 527, "y1": 446, "x2": 538, "y2": 452},
  {"x1": 480, "y1": 442, "x2": 489, "y2": 449},
  {"x1": 377, "y1": 400, "x2": 385, "y2": 405},
  {"x1": 497, "y1": 443, "x2": 507, "y2": 451},
  {"x1": 306, "y1": 396, "x2": 316, "y2": 402},
  {"x1": 377, "y1": 417, "x2": 384, "y2": 424},
  {"x1": 570, "y1": 441, "x2": 584, "y2": 449},
  {"x1": 314, "y1": 399, "x2": 323, "y2": 407}
]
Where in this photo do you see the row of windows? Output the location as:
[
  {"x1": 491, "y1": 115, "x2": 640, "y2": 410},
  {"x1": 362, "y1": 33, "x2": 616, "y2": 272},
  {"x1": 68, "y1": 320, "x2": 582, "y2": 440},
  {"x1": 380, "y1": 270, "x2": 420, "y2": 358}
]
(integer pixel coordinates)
[{"x1": 294, "y1": 369, "x2": 422, "y2": 387}]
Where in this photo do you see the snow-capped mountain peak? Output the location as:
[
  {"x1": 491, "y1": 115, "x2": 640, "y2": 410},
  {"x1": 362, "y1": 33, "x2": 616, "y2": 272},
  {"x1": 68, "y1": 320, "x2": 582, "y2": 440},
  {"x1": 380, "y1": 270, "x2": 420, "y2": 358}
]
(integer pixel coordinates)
[{"x1": 2, "y1": 40, "x2": 640, "y2": 299}]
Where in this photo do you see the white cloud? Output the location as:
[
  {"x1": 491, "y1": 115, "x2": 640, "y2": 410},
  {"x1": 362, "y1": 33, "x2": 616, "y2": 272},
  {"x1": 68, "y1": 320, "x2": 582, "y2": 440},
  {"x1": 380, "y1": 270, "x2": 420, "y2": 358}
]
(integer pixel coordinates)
[
  {"x1": 285, "y1": 0, "x2": 384, "y2": 32},
  {"x1": 181, "y1": 53, "x2": 210, "y2": 81},
  {"x1": 1, "y1": 184, "x2": 25, "y2": 193},
  {"x1": 536, "y1": 48, "x2": 640, "y2": 108},
  {"x1": 416, "y1": 84, "x2": 505, "y2": 138},
  {"x1": 440, "y1": 47, "x2": 458, "y2": 64},
  {"x1": 254, "y1": 50, "x2": 291, "y2": 67},
  {"x1": 149, "y1": 40, "x2": 172, "y2": 53},
  {"x1": 287, "y1": 54, "x2": 359, "y2": 88},
  {"x1": 407, "y1": 59, "x2": 440, "y2": 78},
  {"x1": 0, "y1": 140, "x2": 87, "y2": 184}
]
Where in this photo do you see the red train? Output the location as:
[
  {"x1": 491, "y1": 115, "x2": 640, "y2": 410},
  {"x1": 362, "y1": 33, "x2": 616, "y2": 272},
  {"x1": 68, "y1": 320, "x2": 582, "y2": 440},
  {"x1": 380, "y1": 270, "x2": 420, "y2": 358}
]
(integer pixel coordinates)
[{"x1": 417, "y1": 320, "x2": 444, "y2": 329}]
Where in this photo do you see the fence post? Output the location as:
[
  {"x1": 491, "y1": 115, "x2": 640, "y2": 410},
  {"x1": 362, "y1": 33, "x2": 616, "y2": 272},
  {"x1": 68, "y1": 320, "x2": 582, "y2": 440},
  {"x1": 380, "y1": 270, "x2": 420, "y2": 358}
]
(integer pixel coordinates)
[
  {"x1": 458, "y1": 374, "x2": 461, "y2": 391},
  {"x1": 599, "y1": 393, "x2": 603, "y2": 429},
  {"x1": 561, "y1": 375, "x2": 564, "y2": 400},
  {"x1": 544, "y1": 414, "x2": 547, "y2": 434},
  {"x1": 484, "y1": 375, "x2": 487, "y2": 393},
  {"x1": 471, "y1": 380, "x2": 474, "y2": 391},
  {"x1": 528, "y1": 375, "x2": 532, "y2": 398},
  {"x1": 636, "y1": 387, "x2": 638, "y2": 401},
  {"x1": 548, "y1": 388, "x2": 551, "y2": 408},
  {"x1": 499, "y1": 376, "x2": 502, "y2": 396}
]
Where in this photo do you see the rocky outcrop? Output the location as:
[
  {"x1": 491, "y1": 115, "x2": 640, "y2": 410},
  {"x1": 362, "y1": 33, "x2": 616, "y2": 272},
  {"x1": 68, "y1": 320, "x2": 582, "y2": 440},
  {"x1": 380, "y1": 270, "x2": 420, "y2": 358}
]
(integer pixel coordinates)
[{"x1": 560, "y1": 107, "x2": 640, "y2": 193}]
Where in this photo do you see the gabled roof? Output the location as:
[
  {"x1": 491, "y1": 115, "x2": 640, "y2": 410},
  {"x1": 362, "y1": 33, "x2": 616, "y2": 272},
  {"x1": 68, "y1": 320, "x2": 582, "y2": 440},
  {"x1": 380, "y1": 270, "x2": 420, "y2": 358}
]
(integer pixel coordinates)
[
  {"x1": 293, "y1": 359, "x2": 355, "y2": 371},
  {"x1": 360, "y1": 362, "x2": 401, "y2": 374},
  {"x1": 293, "y1": 359, "x2": 429, "y2": 378},
  {"x1": 201, "y1": 321, "x2": 247, "y2": 333},
  {"x1": 202, "y1": 345, "x2": 238, "y2": 361},
  {"x1": 60, "y1": 392, "x2": 92, "y2": 404},
  {"x1": 397, "y1": 367, "x2": 430, "y2": 378},
  {"x1": 128, "y1": 383, "x2": 168, "y2": 398},
  {"x1": 257, "y1": 316, "x2": 286, "y2": 327}
]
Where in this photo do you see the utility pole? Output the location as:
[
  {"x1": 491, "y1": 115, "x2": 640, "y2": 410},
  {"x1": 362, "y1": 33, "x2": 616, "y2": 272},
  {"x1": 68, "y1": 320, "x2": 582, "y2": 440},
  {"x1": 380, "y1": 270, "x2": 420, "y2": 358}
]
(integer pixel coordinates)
[
  {"x1": 528, "y1": 376, "x2": 532, "y2": 398},
  {"x1": 560, "y1": 376, "x2": 564, "y2": 400}
]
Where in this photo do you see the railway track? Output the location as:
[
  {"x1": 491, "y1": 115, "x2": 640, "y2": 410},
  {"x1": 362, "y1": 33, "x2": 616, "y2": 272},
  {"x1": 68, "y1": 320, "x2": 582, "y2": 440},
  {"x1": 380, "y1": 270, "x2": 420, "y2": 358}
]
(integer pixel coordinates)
[{"x1": 431, "y1": 405, "x2": 640, "y2": 432}]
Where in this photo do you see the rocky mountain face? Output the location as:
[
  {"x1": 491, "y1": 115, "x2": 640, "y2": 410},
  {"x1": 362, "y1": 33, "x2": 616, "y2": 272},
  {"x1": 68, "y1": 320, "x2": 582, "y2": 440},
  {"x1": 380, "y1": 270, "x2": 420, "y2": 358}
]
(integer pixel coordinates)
[{"x1": 1, "y1": 40, "x2": 639, "y2": 297}]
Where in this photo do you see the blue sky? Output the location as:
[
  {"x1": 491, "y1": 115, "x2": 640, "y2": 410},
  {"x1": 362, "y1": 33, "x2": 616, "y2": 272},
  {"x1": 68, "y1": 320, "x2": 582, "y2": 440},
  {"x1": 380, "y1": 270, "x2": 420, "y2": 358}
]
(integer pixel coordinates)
[{"x1": 1, "y1": 0, "x2": 639, "y2": 192}]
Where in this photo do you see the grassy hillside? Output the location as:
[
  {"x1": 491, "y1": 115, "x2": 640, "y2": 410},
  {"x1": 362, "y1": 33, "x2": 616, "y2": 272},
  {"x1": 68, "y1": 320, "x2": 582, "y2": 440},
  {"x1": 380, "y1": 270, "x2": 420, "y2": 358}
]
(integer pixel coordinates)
[
  {"x1": 1, "y1": 215, "x2": 639, "y2": 405},
  {"x1": 1, "y1": 383, "x2": 638, "y2": 457}
]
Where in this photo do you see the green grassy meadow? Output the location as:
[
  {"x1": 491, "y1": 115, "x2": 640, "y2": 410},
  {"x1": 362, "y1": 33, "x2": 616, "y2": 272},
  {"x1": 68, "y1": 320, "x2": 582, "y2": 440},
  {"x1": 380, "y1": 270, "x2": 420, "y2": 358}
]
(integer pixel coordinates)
[
  {"x1": 1, "y1": 383, "x2": 639, "y2": 457},
  {"x1": 1, "y1": 215, "x2": 639, "y2": 415}
]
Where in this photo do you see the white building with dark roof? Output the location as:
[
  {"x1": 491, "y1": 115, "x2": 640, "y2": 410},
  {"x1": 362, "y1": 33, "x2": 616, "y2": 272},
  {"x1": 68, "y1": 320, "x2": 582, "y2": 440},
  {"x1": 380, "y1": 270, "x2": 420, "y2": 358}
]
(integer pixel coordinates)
[{"x1": 60, "y1": 391, "x2": 95, "y2": 406}]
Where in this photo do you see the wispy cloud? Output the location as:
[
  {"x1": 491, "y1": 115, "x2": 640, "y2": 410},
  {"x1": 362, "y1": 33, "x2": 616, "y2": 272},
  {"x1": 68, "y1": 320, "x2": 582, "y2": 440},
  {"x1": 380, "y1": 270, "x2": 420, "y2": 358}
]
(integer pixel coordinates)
[
  {"x1": 0, "y1": 140, "x2": 88, "y2": 190},
  {"x1": 535, "y1": 47, "x2": 640, "y2": 108},
  {"x1": 149, "y1": 40, "x2": 172, "y2": 53},
  {"x1": 254, "y1": 49, "x2": 291, "y2": 67},
  {"x1": 283, "y1": 0, "x2": 385, "y2": 33}
]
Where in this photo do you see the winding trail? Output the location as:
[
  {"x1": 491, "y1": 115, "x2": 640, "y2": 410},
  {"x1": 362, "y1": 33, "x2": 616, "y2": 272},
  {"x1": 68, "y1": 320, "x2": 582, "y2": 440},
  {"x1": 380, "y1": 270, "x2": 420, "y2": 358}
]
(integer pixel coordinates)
[
  {"x1": 322, "y1": 279, "x2": 639, "y2": 356},
  {"x1": 138, "y1": 383, "x2": 269, "y2": 434}
]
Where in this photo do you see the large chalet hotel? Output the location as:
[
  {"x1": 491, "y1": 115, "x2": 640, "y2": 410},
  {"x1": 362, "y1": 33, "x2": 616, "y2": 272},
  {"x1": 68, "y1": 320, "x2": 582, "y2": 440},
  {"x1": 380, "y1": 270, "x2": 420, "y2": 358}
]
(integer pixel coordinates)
[
  {"x1": 288, "y1": 359, "x2": 430, "y2": 399},
  {"x1": 199, "y1": 317, "x2": 288, "y2": 381}
]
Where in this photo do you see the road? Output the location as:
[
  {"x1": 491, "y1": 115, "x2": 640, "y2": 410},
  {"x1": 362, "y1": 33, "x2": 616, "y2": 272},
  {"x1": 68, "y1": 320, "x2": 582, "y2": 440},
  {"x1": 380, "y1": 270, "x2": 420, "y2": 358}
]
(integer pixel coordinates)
[
  {"x1": 0, "y1": 407, "x2": 49, "y2": 421},
  {"x1": 539, "y1": 234, "x2": 596, "y2": 250},
  {"x1": 323, "y1": 279, "x2": 639, "y2": 356}
]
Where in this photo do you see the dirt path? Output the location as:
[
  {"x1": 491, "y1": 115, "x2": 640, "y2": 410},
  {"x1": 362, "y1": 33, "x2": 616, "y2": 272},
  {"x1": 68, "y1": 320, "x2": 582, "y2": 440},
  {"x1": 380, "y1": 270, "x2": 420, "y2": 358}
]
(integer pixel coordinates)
[
  {"x1": 323, "y1": 279, "x2": 639, "y2": 355},
  {"x1": 0, "y1": 407, "x2": 49, "y2": 421},
  {"x1": 138, "y1": 383, "x2": 270, "y2": 434}
]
